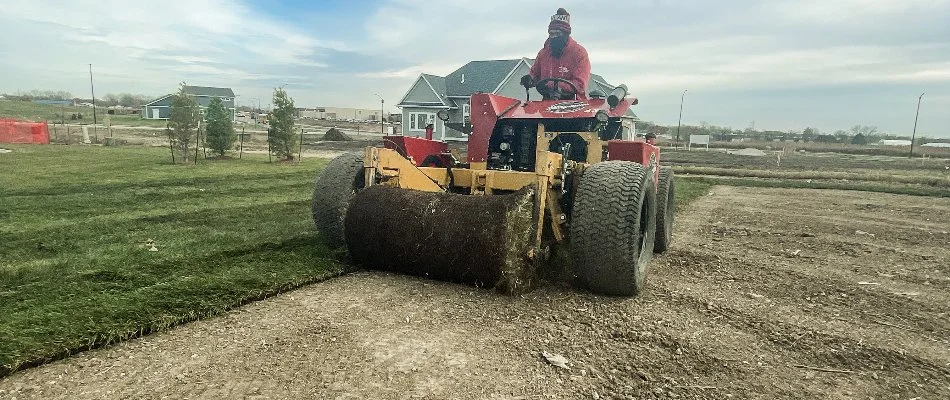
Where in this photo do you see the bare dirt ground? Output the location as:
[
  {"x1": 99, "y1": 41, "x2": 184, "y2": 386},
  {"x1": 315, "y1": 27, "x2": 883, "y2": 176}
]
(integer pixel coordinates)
[{"x1": 1, "y1": 186, "x2": 948, "y2": 399}]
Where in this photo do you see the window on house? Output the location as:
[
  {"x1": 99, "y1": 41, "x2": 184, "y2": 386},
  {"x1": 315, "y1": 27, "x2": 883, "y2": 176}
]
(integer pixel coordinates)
[
  {"x1": 409, "y1": 112, "x2": 435, "y2": 131},
  {"x1": 462, "y1": 104, "x2": 471, "y2": 125}
]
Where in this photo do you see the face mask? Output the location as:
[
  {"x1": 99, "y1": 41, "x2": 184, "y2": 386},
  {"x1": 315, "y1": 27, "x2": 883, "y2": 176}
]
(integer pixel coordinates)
[{"x1": 550, "y1": 35, "x2": 568, "y2": 57}]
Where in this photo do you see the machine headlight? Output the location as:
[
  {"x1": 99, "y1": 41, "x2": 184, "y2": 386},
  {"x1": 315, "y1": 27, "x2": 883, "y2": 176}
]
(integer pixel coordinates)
[
  {"x1": 595, "y1": 110, "x2": 609, "y2": 123},
  {"x1": 499, "y1": 142, "x2": 511, "y2": 151}
]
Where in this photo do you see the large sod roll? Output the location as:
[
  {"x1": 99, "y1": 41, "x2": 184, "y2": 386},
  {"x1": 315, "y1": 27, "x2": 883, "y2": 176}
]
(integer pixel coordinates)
[{"x1": 344, "y1": 184, "x2": 539, "y2": 294}]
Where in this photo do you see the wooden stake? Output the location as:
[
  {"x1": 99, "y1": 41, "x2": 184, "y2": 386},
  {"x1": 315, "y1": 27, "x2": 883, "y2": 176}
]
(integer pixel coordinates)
[
  {"x1": 297, "y1": 126, "x2": 304, "y2": 164},
  {"x1": 167, "y1": 125, "x2": 175, "y2": 164},
  {"x1": 239, "y1": 126, "x2": 244, "y2": 159},
  {"x1": 195, "y1": 123, "x2": 200, "y2": 165}
]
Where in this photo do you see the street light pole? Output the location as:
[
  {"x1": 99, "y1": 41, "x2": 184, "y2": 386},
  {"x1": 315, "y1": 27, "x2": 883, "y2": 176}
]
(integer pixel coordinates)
[
  {"x1": 89, "y1": 64, "x2": 98, "y2": 143},
  {"x1": 909, "y1": 92, "x2": 924, "y2": 158},
  {"x1": 375, "y1": 93, "x2": 384, "y2": 135},
  {"x1": 675, "y1": 89, "x2": 687, "y2": 150}
]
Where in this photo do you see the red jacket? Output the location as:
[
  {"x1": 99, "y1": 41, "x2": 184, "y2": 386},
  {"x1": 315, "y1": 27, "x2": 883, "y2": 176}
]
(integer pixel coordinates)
[{"x1": 528, "y1": 36, "x2": 591, "y2": 99}]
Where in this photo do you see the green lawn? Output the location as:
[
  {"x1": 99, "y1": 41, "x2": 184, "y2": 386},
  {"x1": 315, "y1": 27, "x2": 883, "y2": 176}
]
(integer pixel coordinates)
[
  {"x1": 0, "y1": 100, "x2": 86, "y2": 123},
  {"x1": 0, "y1": 100, "x2": 167, "y2": 128},
  {"x1": 0, "y1": 145, "x2": 343, "y2": 376},
  {"x1": 0, "y1": 144, "x2": 714, "y2": 377}
]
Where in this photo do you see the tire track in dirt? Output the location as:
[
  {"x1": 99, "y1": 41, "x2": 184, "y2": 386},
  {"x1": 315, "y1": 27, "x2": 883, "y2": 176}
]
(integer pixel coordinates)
[
  {"x1": 665, "y1": 247, "x2": 949, "y2": 337},
  {"x1": 655, "y1": 186, "x2": 950, "y2": 399}
]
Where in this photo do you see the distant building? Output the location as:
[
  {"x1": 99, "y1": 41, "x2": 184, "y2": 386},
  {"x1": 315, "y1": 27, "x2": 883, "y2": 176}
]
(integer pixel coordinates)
[
  {"x1": 142, "y1": 86, "x2": 235, "y2": 120},
  {"x1": 32, "y1": 99, "x2": 73, "y2": 106},
  {"x1": 877, "y1": 139, "x2": 912, "y2": 146},
  {"x1": 922, "y1": 142, "x2": 950, "y2": 148},
  {"x1": 297, "y1": 107, "x2": 388, "y2": 122}
]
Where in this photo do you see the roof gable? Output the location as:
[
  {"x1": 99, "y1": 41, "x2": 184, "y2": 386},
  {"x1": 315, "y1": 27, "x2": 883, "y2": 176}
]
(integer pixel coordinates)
[
  {"x1": 143, "y1": 94, "x2": 173, "y2": 107},
  {"x1": 397, "y1": 74, "x2": 447, "y2": 107}
]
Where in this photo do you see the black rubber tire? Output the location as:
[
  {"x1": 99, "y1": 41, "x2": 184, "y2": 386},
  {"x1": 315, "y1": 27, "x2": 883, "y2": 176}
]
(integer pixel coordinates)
[
  {"x1": 312, "y1": 152, "x2": 365, "y2": 247},
  {"x1": 653, "y1": 166, "x2": 675, "y2": 253},
  {"x1": 571, "y1": 161, "x2": 657, "y2": 296}
]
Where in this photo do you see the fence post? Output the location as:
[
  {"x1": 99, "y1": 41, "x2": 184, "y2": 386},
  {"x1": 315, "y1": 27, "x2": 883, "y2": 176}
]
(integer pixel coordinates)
[
  {"x1": 298, "y1": 126, "x2": 304, "y2": 164},
  {"x1": 239, "y1": 126, "x2": 244, "y2": 159}
]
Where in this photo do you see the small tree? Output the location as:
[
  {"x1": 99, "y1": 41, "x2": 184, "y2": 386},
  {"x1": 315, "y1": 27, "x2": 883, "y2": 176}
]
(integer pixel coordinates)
[
  {"x1": 267, "y1": 87, "x2": 297, "y2": 160},
  {"x1": 204, "y1": 97, "x2": 236, "y2": 157},
  {"x1": 802, "y1": 127, "x2": 819, "y2": 142},
  {"x1": 851, "y1": 133, "x2": 867, "y2": 145},
  {"x1": 168, "y1": 82, "x2": 199, "y2": 163}
]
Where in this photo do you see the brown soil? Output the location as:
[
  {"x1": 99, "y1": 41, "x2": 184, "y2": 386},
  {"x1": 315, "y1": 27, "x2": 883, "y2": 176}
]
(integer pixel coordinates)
[
  {"x1": 324, "y1": 128, "x2": 353, "y2": 141},
  {"x1": 1, "y1": 186, "x2": 948, "y2": 399}
]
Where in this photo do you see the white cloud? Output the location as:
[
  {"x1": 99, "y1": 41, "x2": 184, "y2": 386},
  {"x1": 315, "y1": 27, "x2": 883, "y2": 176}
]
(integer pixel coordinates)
[
  {"x1": 1, "y1": 0, "x2": 948, "y2": 136},
  {"x1": 772, "y1": 0, "x2": 950, "y2": 23},
  {"x1": 0, "y1": 0, "x2": 336, "y2": 98}
]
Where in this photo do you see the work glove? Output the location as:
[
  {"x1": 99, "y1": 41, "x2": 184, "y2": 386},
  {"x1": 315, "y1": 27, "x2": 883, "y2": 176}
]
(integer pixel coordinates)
[{"x1": 520, "y1": 74, "x2": 534, "y2": 88}]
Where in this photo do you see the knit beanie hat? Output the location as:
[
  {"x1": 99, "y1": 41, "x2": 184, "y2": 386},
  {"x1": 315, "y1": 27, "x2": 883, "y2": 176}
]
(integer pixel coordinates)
[{"x1": 548, "y1": 8, "x2": 571, "y2": 35}]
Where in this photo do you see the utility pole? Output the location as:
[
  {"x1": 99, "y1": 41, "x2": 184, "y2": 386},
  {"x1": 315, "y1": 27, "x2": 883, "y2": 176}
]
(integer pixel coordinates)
[
  {"x1": 675, "y1": 89, "x2": 687, "y2": 150},
  {"x1": 909, "y1": 92, "x2": 924, "y2": 158},
  {"x1": 375, "y1": 93, "x2": 384, "y2": 135},
  {"x1": 89, "y1": 64, "x2": 98, "y2": 143}
]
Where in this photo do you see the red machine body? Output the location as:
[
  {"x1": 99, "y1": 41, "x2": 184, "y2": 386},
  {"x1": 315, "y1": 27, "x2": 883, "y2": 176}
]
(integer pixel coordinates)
[
  {"x1": 383, "y1": 92, "x2": 658, "y2": 172},
  {"x1": 467, "y1": 93, "x2": 655, "y2": 167},
  {"x1": 607, "y1": 140, "x2": 661, "y2": 184},
  {"x1": 383, "y1": 135, "x2": 448, "y2": 166}
]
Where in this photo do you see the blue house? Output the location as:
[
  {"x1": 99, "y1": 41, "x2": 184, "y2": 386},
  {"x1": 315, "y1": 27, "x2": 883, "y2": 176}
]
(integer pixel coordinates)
[{"x1": 142, "y1": 86, "x2": 235, "y2": 120}]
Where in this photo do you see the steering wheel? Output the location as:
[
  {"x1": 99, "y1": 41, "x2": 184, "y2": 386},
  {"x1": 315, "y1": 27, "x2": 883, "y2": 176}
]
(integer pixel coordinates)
[{"x1": 534, "y1": 78, "x2": 579, "y2": 100}]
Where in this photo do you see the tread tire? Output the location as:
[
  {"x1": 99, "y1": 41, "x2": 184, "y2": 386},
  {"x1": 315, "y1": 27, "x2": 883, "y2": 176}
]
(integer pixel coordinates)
[
  {"x1": 312, "y1": 152, "x2": 365, "y2": 247},
  {"x1": 653, "y1": 166, "x2": 675, "y2": 253},
  {"x1": 571, "y1": 161, "x2": 657, "y2": 296}
]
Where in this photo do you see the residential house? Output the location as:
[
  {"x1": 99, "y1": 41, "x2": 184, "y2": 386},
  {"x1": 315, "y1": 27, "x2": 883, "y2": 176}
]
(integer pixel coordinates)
[
  {"x1": 395, "y1": 58, "x2": 639, "y2": 141},
  {"x1": 142, "y1": 86, "x2": 235, "y2": 120}
]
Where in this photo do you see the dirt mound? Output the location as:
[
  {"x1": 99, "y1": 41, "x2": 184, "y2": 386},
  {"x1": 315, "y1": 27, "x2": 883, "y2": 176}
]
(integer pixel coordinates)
[{"x1": 324, "y1": 128, "x2": 353, "y2": 141}]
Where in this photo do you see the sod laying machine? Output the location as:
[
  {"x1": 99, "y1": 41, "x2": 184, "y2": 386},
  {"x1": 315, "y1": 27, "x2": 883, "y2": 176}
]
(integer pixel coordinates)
[{"x1": 312, "y1": 79, "x2": 674, "y2": 296}]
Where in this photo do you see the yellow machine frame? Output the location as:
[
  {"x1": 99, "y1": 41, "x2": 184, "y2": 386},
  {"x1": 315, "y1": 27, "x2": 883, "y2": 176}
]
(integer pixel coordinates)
[{"x1": 361, "y1": 124, "x2": 607, "y2": 251}]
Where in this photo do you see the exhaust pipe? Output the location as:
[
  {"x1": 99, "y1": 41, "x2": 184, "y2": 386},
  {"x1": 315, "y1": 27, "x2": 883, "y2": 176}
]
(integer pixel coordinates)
[{"x1": 607, "y1": 84, "x2": 628, "y2": 108}]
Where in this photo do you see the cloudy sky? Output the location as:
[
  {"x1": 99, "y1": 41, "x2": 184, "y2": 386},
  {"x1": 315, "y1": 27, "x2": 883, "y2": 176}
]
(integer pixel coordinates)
[{"x1": 2, "y1": 0, "x2": 948, "y2": 137}]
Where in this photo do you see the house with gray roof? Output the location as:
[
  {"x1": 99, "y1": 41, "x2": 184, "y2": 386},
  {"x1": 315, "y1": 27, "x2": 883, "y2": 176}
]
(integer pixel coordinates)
[
  {"x1": 142, "y1": 86, "x2": 236, "y2": 120},
  {"x1": 396, "y1": 58, "x2": 638, "y2": 141}
]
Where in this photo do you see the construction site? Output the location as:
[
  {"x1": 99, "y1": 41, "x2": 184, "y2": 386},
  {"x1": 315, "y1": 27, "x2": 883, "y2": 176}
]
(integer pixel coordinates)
[{"x1": 2, "y1": 2, "x2": 950, "y2": 399}]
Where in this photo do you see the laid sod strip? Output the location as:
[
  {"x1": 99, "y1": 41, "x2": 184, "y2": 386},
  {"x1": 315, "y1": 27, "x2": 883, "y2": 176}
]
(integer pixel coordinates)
[
  {"x1": 673, "y1": 166, "x2": 950, "y2": 188},
  {"x1": 670, "y1": 179, "x2": 712, "y2": 212},
  {"x1": 0, "y1": 145, "x2": 718, "y2": 376},
  {"x1": 680, "y1": 175, "x2": 950, "y2": 198},
  {"x1": 0, "y1": 145, "x2": 342, "y2": 377}
]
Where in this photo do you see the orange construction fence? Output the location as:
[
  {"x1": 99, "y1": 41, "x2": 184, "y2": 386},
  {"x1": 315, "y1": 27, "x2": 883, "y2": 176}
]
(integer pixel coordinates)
[{"x1": 0, "y1": 118, "x2": 50, "y2": 144}]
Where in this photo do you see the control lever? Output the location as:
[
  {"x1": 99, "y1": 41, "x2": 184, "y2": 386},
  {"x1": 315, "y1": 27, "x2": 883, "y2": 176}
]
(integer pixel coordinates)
[{"x1": 560, "y1": 143, "x2": 572, "y2": 195}]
